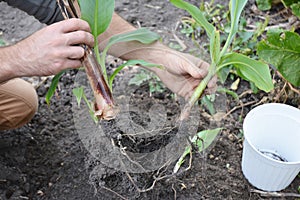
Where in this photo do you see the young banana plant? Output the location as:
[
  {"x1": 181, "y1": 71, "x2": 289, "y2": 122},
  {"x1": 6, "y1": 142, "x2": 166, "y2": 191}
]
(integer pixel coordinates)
[
  {"x1": 80, "y1": 0, "x2": 162, "y2": 121},
  {"x1": 48, "y1": 0, "x2": 161, "y2": 121},
  {"x1": 57, "y1": 0, "x2": 118, "y2": 120},
  {"x1": 170, "y1": 0, "x2": 274, "y2": 173},
  {"x1": 170, "y1": 0, "x2": 274, "y2": 121}
]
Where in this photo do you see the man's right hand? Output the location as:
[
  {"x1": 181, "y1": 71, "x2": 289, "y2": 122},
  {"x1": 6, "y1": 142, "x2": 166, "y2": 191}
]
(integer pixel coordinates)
[{"x1": 0, "y1": 18, "x2": 94, "y2": 83}]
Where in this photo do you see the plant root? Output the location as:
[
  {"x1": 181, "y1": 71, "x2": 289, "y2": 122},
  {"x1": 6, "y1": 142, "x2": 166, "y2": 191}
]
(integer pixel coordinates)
[
  {"x1": 101, "y1": 186, "x2": 129, "y2": 200},
  {"x1": 118, "y1": 142, "x2": 193, "y2": 194},
  {"x1": 223, "y1": 100, "x2": 257, "y2": 119},
  {"x1": 274, "y1": 71, "x2": 300, "y2": 104},
  {"x1": 124, "y1": 160, "x2": 171, "y2": 193},
  {"x1": 172, "y1": 183, "x2": 177, "y2": 200},
  {"x1": 250, "y1": 189, "x2": 300, "y2": 198}
]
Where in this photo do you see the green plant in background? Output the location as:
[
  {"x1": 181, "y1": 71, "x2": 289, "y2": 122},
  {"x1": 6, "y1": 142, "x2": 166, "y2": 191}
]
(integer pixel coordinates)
[
  {"x1": 199, "y1": 0, "x2": 228, "y2": 30},
  {"x1": 178, "y1": 1, "x2": 228, "y2": 48},
  {"x1": 0, "y1": 38, "x2": 5, "y2": 46},
  {"x1": 256, "y1": 0, "x2": 300, "y2": 18},
  {"x1": 258, "y1": 29, "x2": 300, "y2": 87},
  {"x1": 180, "y1": 17, "x2": 202, "y2": 39},
  {"x1": 170, "y1": 0, "x2": 274, "y2": 172},
  {"x1": 252, "y1": 0, "x2": 300, "y2": 87},
  {"x1": 128, "y1": 69, "x2": 166, "y2": 96},
  {"x1": 231, "y1": 16, "x2": 269, "y2": 57},
  {"x1": 109, "y1": 60, "x2": 163, "y2": 91},
  {"x1": 256, "y1": 0, "x2": 278, "y2": 11}
]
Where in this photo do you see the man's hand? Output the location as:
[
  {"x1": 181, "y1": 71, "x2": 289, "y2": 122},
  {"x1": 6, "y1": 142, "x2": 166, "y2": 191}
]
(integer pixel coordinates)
[
  {"x1": 0, "y1": 18, "x2": 94, "y2": 83},
  {"x1": 98, "y1": 13, "x2": 217, "y2": 99},
  {"x1": 109, "y1": 41, "x2": 217, "y2": 99},
  {"x1": 147, "y1": 49, "x2": 217, "y2": 99}
]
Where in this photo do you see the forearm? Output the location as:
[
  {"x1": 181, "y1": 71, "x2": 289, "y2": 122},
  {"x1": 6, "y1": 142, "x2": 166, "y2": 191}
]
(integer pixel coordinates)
[
  {"x1": 98, "y1": 13, "x2": 172, "y2": 74},
  {"x1": 0, "y1": 45, "x2": 23, "y2": 83},
  {"x1": 98, "y1": 13, "x2": 136, "y2": 45},
  {"x1": 97, "y1": 13, "x2": 213, "y2": 99}
]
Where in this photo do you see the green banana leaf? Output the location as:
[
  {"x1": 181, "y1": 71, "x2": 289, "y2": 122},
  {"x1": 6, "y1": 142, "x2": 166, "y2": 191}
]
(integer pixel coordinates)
[
  {"x1": 218, "y1": 52, "x2": 274, "y2": 92},
  {"x1": 78, "y1": 0, "x2": 115, "y2": 37},
  {"x1": 103, "y1": 28, "x2": 160, "y2": 55},
  {"x1": 101, "y1": 28, "x2": 160, "y2": 61}
]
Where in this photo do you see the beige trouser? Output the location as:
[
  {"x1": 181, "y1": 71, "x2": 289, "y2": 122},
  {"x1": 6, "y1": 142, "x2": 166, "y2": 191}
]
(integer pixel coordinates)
[{"x1": 0, "y1": 78, "x2": 38, "y2": 130}]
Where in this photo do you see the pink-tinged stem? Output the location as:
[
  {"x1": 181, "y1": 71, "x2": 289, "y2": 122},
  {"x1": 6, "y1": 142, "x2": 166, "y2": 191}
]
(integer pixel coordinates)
[
  {"x1": 82, "y1": 48, "x2": 119, "y2": 120},
  {"x1": 57, "y1": 0, "x2": 118, "y2": 120}
]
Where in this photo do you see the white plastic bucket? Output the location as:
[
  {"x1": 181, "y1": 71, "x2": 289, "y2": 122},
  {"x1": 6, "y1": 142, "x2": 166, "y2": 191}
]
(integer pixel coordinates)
[{"x1": 241, "y1": 103, "x2": 300, "y2": 191}]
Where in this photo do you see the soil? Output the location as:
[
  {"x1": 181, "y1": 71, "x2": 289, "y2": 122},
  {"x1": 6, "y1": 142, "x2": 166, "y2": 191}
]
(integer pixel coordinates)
[{"x1": 1, "y1": 0, "x2": 300, "y2": 200}]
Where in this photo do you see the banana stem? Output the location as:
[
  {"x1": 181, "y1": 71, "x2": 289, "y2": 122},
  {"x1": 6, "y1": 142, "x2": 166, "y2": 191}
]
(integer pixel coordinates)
[{"x1": 179, "y1": 63, "x2": 216, "y2": 121}]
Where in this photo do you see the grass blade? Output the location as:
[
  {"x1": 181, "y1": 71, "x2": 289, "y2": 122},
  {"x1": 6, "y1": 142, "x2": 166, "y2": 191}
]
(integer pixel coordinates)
[{"x1": 72, "y1": 86, "x2": 84, "y2": 107}]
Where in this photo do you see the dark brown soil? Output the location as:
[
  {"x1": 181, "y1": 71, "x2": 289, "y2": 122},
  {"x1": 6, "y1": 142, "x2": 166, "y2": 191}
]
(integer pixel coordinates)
[{"x1": 0, "y1": 0, "x2": 299, "y2": 199}]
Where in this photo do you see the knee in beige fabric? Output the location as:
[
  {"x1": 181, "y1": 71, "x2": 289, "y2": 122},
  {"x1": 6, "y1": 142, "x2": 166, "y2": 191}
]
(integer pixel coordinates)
[{"x1": 0, "y1": 78, "x2": 38, "y2": 130}]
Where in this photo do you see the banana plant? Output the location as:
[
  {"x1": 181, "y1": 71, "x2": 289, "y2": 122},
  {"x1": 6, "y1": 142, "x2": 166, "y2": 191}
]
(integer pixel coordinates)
[
  {"x1": 47, "y1": 0, "x2": 161, "y2": 120},
  {"x1": 78, "y1": 0, "x2": 161, "y2": 120},
  {"x1": 170, "y1": 0, "x2": 274, "y2": 172},
  {"x1": 170, "y1": 0, "x2": 273, "y2": 119}
]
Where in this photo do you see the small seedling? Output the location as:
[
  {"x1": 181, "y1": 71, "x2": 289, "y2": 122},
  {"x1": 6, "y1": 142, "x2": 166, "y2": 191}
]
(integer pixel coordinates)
[
  {"x1": 73, "y1": 86, "x2": 98, "y2": 123},
  {"x1": 173, "y1": 128, "x2": 221, "y2": 173},
  {"x1": 201, "y1": 94, "x2": 216, "y2": 115}
]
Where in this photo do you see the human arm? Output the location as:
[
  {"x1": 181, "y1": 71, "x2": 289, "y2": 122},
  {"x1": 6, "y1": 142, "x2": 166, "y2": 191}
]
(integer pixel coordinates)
[
  {"x1": 1, "y1": 1, "x2": 216, "y2": 97},
  {"x1": 98, "y1": 13, "x2": 216, "y2": 98},
  {"x1": 0, "y1": 18, "x2": 94, "y2": 83}
]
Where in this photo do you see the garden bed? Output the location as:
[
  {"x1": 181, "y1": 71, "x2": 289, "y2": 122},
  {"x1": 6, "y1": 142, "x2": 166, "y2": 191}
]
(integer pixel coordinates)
[{"x1": 0, "y1": 0, "x2": 299, "y2": 199}]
